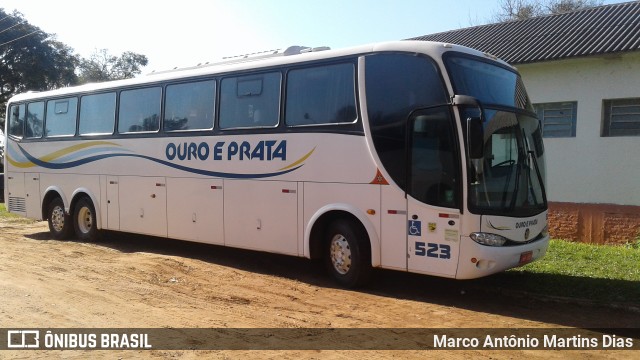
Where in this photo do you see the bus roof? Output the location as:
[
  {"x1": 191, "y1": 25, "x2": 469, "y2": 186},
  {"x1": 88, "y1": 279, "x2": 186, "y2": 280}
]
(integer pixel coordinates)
[{"x1": 7, "y1": 41, "x2": 507, "y2": 103}]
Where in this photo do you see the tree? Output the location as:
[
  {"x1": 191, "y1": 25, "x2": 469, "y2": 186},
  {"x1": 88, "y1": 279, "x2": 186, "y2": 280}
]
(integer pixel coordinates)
[
  {"x1": 0, "y1": 9, "x2": 78, "y2": 123},
  {"x1": 77, "y1": 48, "x2": 148, "y2": 84},
  {"x1": 493, "y1": 0, "x2": 545, "y2": 22},
  {"x1": 0, "y1": 9, "x2": 150, "y2": 128},
  {"x1": 546, "y1": 0, "x2": 603, "y2": 14},
  {"x1": 493, "y1": 0, "x2": 603, "y2": 22}
]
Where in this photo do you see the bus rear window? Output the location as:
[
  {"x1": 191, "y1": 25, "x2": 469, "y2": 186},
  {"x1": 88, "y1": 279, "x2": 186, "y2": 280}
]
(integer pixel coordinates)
[{"x1": 9, "y1": 104, "x2": 25, "y2": 138}]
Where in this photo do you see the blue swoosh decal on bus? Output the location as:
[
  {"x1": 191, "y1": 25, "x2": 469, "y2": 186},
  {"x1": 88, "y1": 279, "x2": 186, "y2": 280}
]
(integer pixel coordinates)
[{"x1": 13, "y1": 143, "x2": 302, "y2": 179}]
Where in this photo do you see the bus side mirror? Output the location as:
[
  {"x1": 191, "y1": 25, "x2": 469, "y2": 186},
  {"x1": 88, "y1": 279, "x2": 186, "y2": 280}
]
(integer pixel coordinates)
[
  {"x1": 452, "y1": 95, "x2": 484, "y2": 159},
  {"x1": 467, "y1": 116, "x2": 484, "y2": 159}
]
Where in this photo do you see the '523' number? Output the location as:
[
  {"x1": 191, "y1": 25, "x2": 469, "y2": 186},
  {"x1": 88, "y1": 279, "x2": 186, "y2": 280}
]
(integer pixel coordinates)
[{"x1": 415, "y1": 242, "x2": 451, "y2": 259}]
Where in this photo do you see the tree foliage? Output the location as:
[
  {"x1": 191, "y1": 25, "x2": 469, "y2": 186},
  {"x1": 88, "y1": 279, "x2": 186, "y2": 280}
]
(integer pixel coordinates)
[
  {"x1": 546, "y1": 0, "x2": 603, "y2": 14},
  {"x1": 493, "y1": 0, "x2": 603, "y2": 22},
  {"x1": 0, "y1": 9, "x2": 78, "y2": 119},
  {"x1": 77, "y1": 49, "x2": 148, "y2": 84},
  {"x1": 0, "y1": 9, "x2": 149, "y2": 126}
]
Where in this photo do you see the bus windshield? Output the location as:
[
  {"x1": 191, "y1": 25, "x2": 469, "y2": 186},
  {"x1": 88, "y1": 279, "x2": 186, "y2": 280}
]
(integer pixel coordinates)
[
  {"x1": 446, "y1": 54, "x2": 547, "y2": 217},
  {"x1": 467, "y1": 109, "x2": 546, "y2": 216}
]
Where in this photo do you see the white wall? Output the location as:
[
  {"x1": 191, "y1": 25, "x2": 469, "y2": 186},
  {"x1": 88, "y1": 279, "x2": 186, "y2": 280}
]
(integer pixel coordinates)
[{"x1": 517, "y1": 52, "x2": 640, "y2": 206}]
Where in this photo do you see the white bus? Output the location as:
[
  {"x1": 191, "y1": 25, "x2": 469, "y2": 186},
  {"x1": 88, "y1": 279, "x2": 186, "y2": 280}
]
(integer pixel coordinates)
[{"x1": 4, "y1": 41, "x2": 548, "y2": 287}]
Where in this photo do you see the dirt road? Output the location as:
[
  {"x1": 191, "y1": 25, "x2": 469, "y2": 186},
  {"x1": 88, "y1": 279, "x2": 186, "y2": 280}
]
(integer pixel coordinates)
[{"x1": 0, "y1": 216, "x2": 638, "y2": 359}]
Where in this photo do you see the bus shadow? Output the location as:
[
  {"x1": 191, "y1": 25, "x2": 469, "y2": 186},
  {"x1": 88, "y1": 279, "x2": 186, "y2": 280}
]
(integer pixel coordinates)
[
  {"x1": 25, "y1": 231, "x2": 54, "y2": 241},
  {"x1": 367, "y1": 270, "x2": 640, "y2": 328},
  {"x1": 29, "y1": 230, "x2": 640, "y2": 329}
]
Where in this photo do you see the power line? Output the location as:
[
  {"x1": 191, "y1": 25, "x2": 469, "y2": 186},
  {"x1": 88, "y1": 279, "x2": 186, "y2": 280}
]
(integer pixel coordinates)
[
  {"x1": 0, "y1": 29, "x2": 41, "y2": 47},
  {"x1": 0, "y1": 14, "x2": 15, "y2": 24},
  {"x1": 0, "y1": 21, "x2": 25, "y2": 35}
]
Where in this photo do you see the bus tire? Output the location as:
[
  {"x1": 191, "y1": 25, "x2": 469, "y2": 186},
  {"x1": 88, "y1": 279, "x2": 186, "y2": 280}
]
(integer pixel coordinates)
[
  {"x1": 47, "y1": 197, "x2": 73, "y2": 240},
  {"x1": 324, "y1": 219, "x2": 372, "y2": 288},
  {"x1": 73, "y1": 197, "x2": 101, "y2": 242}
]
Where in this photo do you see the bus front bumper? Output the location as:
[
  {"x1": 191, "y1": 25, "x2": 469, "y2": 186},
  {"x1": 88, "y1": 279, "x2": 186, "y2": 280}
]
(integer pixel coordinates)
[{"x1": 455, "y1": 235, "x2": 550, "y2": 279}]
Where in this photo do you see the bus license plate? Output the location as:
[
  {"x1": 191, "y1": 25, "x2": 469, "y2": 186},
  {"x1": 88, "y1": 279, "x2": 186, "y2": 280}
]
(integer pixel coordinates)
[{"x1": 519, "y1": 251, "x2": 533, "y2": 265}]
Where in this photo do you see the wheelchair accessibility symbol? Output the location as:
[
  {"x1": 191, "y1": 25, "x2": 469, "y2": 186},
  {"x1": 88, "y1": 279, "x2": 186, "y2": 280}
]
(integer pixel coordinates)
[{"x1": 408, "y1": 220, "x2": 422, "y2": 236}]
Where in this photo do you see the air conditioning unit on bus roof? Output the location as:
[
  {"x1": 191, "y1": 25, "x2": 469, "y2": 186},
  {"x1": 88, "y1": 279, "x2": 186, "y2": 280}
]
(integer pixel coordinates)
[
  {"x1": 149, "y1": 45, "x2": 331, "y2": 75},
  {"x1": 221, "y1": 45, "x2": 330, "y2": 59}
]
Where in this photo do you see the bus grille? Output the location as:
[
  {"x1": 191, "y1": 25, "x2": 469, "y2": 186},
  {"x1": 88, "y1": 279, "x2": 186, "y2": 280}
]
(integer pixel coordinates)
[{"x1": 8, "y1": 197, "x2": 26, "y2": 213}]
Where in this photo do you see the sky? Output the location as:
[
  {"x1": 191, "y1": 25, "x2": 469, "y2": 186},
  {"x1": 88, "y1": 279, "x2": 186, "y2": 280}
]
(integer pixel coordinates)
[{"x1": 0, "y1": 0, "x2": 627, "y2": 73}]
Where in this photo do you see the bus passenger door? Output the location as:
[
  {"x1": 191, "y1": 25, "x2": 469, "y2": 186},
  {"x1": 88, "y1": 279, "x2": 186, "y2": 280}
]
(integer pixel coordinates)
[
  {"x1": 406, "y1": 108, "x2": 461, "y2": 278},
  {"x1": 106, "y1": 176, "x2": 119, "y2": 230},
  {"x1": 407, "y1": 199, "x2": 460, "y2": 277}
]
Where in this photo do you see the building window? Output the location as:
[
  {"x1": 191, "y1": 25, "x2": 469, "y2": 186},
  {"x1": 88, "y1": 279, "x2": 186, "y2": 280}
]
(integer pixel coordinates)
[
  {"x1": 533, "y1": 101, "x2": 577, "y2": 138},
  {"x1": 602, "y1": 98, "x2": 640, "y2": 137}
]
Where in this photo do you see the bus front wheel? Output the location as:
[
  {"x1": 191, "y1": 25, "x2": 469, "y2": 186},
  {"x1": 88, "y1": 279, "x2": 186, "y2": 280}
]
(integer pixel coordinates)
[
  {"x1": 324, "y1": 219, "x2": 371, "y2": 288},
  {"x1": 47, "y1": 197, "x2": 73, "y2": 240},
  {"x1": 73, "y1": 197, "x2": 101, "y2": 242}
]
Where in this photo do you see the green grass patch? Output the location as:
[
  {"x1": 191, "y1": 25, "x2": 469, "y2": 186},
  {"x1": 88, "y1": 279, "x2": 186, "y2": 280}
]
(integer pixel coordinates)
[
  {"x1": 627, "y1": 237, "x2": 640, "y2": 250},
  {"x1": 518, "y1": 239, "x2": 640, "y2": 281},
  {"x1": 0, "y1": 203, "x2": 19, "y2": 218},
  {"x1": 476, "y1": 239, "x2": 640, "y2": 305},
  {"x1": 0, "y1": 203, "x2": 37, "y2": 223}
]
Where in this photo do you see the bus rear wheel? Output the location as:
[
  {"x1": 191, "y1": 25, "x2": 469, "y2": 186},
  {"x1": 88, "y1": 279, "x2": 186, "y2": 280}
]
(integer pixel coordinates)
[
  {"x1": 324, "y1": 219, "x2": 372, "y2": 288},
  {"x1": 47, "y1": 197, "x2": 73, "y2": 240},
  {"x1": 73, "y1": 197, "x2": 101, "y2": 242}
]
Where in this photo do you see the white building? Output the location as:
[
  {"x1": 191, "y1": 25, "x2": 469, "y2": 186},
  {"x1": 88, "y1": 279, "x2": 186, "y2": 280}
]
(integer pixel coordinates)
[{"x1": 413, "y1": 1, "x2": 640, "y2": 243}]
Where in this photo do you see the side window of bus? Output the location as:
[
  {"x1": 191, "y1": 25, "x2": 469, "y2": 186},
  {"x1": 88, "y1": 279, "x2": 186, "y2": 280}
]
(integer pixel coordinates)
[
  {"x1": 46, "y1": 97, "x2": 78, "y2": 137},
  {"x1": 9, "y1": 104, "x2": 25, "y2": 138},
  {"x1": 80, "y1": 92, "x2": 116, "y2": 135},
  {"x1": 26, "y1": 101, "x2": 45, "y2": 138},
  {"x1": 286, "y1": 63, "x2": 356, "y2": 126},
  {"x1": 164, "y1": 80, "x2": 215, "y2": 132},
  {"x1": 365, "y1": 53, "x2": 448, "y2": 189},
  {"x1": 119, "y1": 87, "x2": 162, "y2": 133},
  {"x1": 409, "y1": 108, "x2": 460, "y2": 208},
  {"x1": 219, "y1": 72, "x2": 280, "y2": 129}
]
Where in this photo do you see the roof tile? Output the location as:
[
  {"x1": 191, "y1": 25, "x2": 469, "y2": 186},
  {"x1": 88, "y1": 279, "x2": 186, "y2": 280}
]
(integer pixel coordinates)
[{"x1": 410, "y1": 1, "x2": 640, "y2": 64}]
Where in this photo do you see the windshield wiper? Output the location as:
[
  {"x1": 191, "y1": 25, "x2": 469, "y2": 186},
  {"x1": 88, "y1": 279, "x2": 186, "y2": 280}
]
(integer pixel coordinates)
[
  {"x1": 511, "y1": 128, "x2": 546, "y2": 210},
  {"x1": 527, "y1": 149, "x2": 547, "y2": 206},
  {"x1": 507, "y1": 149, "x2": 525, "y2": 211}
]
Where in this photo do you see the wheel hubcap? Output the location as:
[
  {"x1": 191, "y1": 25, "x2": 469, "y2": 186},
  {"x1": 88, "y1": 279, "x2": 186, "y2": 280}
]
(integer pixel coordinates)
[
  {"x1": 330, "y1": 234, "x2": 352, "y2": 275},
  {"x1": 77, "y1": 207, "x2": 92, "y2": 234},
  {"x1": 51, "y1": 206, "x2": 65, "y2": 232}
]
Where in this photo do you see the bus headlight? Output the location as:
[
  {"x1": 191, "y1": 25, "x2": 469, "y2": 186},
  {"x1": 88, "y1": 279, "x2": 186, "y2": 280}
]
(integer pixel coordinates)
[
  {"x1": 541, "y1": 224, "x2": 549, "y2": 237},
  {"x1": 470, "y1": 232, "x2": 507, "y2": 246}
]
